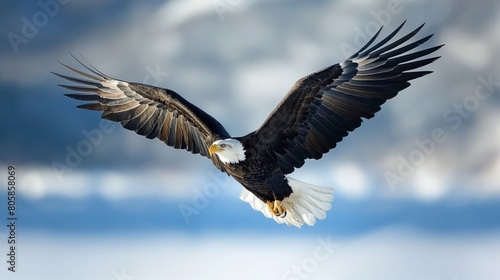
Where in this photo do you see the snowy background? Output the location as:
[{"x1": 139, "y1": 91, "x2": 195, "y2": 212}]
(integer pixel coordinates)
[{"x1": 1, "y1": 0, "x2": 500, "y2": 279}]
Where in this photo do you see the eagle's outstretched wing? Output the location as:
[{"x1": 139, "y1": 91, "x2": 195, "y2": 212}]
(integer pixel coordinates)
[
  {"x1": 251, "y1": 22, "x2": 443, "y2": 174},
  {"x1": 54, "y1": 56, "x2": 230, "y2": 171}
]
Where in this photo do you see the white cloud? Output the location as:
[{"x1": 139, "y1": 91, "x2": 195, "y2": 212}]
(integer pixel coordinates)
[
  {"x1": 411, "y1": 163, "x2": 450, "y2": 201},
  {"x1": 327, "y1": 163, "x2": 370, "y2": 199},
  {"x1": 3, "y1": 165, "x2": 216, "y2": 200},
  {"x1": 152, "y1": 0, "x2": 257, "y2": 27},
  {"x1": 465, "y1": 112, "x2": 500, "y2": 196},
  {"x1": 443, "y1": 29, "x2": 493, "y2": 71},
  {"x1": 153, "y1": 0, "x2": 217, "y2": 28},
  {"x1": 19, "y1": 168, "x2": 91, "y2": 199},
  {"x1": 233, "y1": 60, "x2": 300, "y2": 128},
  {"x1": 476, "y1": 157, "x2": 500, "y2": 195}
]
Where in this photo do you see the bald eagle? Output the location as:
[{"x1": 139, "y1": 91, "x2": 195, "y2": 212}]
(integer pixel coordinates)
[{"x1": 55, "y1": 22, "x2": 442, "y2": 228}]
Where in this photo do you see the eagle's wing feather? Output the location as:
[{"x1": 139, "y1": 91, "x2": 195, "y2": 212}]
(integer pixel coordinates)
[
  {"x1": 54, "y1": 55, "x2": 230, "y2": 172},
  {"x1": 252, "y1": 22, "x2": 443, "y2": 174}
]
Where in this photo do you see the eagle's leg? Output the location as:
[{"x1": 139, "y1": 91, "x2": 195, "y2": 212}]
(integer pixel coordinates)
[{"x1": 266, "y1": 200, "x2": 287, "y2": 218}]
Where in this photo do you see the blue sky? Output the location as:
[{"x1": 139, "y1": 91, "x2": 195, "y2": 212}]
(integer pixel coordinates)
[{"x1": 1, "y1": 0, "x2": 500, "y2": 279}]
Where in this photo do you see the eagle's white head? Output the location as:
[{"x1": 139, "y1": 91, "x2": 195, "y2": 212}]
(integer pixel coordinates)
[{"x1": 209, "y1": 139, "x2": 246, "y2": 164}]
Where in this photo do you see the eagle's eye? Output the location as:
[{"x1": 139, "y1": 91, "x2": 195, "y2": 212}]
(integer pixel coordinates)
[{"x1": 220, "y1": 143, "x2": 227, "y2": 148}]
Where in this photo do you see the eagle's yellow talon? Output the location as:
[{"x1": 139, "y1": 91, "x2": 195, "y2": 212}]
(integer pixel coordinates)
[{"x1": 266, "y1": 200, "x2": 287, "y2": 217}]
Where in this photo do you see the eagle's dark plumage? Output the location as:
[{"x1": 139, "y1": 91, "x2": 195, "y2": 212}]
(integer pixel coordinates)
[
  {"x1": 55, "y1": 22, "x2": 442, "y2": 227},
  {"x1": 53, "y1": 59, "x2": 231, "y2": 172},
  {"x1": 249, "y1": 22, "x2": 442, "y2": 174}
]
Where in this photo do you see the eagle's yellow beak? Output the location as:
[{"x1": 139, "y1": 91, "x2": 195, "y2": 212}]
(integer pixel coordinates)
[{"x1": 209, "y1": 144, "x2": 223, "y2": 156}]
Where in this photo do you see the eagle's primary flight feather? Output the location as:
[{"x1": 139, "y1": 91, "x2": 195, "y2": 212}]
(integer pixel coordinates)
[{"x1": 55, "y1": 22, "x2": 442, "y2": 227}]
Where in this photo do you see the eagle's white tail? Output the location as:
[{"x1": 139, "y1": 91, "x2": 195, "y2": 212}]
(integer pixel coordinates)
[{"x1": 239, "y1": 176, "x2": 334, "y2": 228}]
